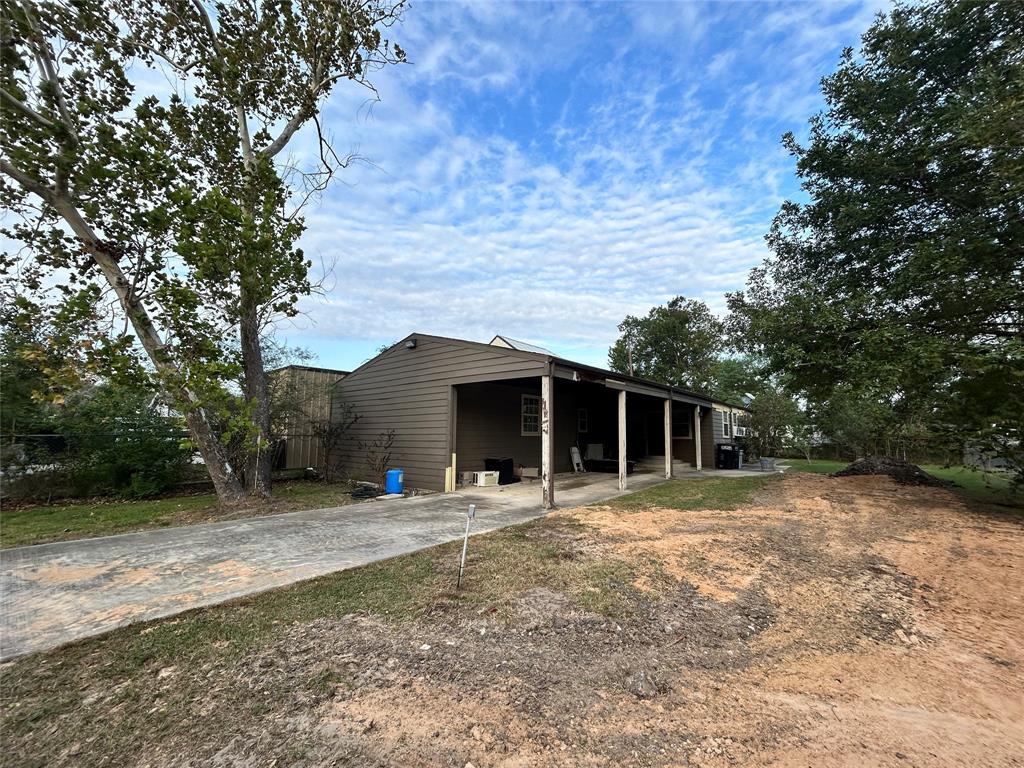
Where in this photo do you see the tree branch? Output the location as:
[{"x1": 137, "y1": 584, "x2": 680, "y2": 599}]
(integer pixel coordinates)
[
  {"x1": 188, "y1": 0, "x2": 221, "y2": 53},
  {"x1": 18, "y1": 0, "x2": 78, "y2": 144},
  {"x1": 0, "y1": 158, "x2": 55, "y2": 202},
  {"x1": 126, "y1": 38, "x2": 197, "y2": 73},
  {"x1": 262, "y1": 110, "x2": 310, "y2": 160},
  {"x1": 0, "y1": 87, "x2": 56, "y2": 129},
  {"x1": 187, "y1": 1, "x2": 257, "y2": 171}
]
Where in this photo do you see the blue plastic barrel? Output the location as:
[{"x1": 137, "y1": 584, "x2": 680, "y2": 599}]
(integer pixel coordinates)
[{"x1": 385, "y1": 469, "x2": 404, "y2": 494}]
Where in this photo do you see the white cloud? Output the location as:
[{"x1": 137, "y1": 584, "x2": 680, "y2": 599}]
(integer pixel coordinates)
[{"x1": 279, "y1": 0, "x2": 886, "y2": 369}]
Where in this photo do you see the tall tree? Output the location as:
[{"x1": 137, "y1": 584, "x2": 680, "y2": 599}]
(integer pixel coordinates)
[
  {"x1": 609, "y1": 296, "x2": 725, "y2": 391},
  {"x1": 728, "y1": 0, "x2": 1023, "y2": 477},
  {"x1": 706, "y1": 356, "x2": 760, "y2": 405},
  {"x1": 1, "y1": 0, "x2": 406, "y2": 503}
]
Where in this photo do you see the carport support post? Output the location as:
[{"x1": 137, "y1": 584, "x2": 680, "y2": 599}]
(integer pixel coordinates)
[
  {"x1": 664, "y1": 398, "x2": 673, "y2": 479},
  {"x1": 541, "y1": 373, "x2": 555, "y2": 509},
  {"x1": 618, "y1": 389, "x2": 628, "y2": 491},
  {"x1": 694, "y1": 406, "x2": 703, "y2": 471}
]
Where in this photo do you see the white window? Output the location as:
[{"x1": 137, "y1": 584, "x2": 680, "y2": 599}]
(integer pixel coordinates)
[
  {"x1": 522, "y1": 394, "x2": 541, "y2": 436},
  {"x1": 577, "y1": 408, "x2": 588, "y2": 433},
  {"x1": 721, "y1": 409, "x2": 732, "y2": 438}
]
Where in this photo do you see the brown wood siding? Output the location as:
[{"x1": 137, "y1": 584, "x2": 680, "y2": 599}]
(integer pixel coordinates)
[
  {"x1": 455, "y1": 381, "x2": 542, "y2": 473},
  {"x1": 700, "y1": 407, "x2": 715, "y2": 466},
  {"x1": 330, "y1": 336, "x2": 547, "y2": 490},
  {"x1": 271, "y1": 367, "x2": 346, "y2": 471},
  {"x1": 454, "y1": 378, "x2": 587, "y2": 475},
  {"x1": 672, "y1": 403, "x2": 698, "y2": 465}
]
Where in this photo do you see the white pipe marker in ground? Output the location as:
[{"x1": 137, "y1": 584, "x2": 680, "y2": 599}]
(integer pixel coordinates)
[{"x1": 457, "y1": 503, "x2": 476, "y2": 589}]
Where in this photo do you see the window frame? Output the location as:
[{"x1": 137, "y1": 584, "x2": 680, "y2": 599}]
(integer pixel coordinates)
[
  {"x1": 521, "y1": 393, "x2": 541, "y2": 437},
  {"x1": 671, "y1": 413, "x2": 692, "y2": 439},
  {"x1": 577, "y1": 407, "x2": 588, "y2": 434}
]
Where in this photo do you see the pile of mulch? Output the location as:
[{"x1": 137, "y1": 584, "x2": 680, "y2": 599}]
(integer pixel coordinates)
[{"x1": 832, "y1": 456, "x2": 953, "y2": 487}]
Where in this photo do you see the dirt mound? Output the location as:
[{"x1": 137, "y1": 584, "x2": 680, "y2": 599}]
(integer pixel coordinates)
[{"x1": 833, "y1": 456, "x2": 951, "y2": 487}]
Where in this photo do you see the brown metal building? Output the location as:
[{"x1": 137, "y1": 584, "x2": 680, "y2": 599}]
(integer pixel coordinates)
[
  {"x1": 270, "y1": 365, "x2": 349, "y2": 471},
  {"x1": 330, "y1": 333, "x2": 747, "y2": 507}
]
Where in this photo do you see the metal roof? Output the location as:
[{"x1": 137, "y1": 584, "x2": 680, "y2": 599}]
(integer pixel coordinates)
[{"x1": 489, "y1": 334, "x2": 554, "y2": 355}]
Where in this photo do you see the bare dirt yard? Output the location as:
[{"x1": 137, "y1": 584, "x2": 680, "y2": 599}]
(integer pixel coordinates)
[{"x1": 2, "y1": 473, "x2": 1022, "y2": 767}]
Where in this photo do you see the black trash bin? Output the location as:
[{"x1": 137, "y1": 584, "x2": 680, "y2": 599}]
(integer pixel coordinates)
[{"x1": 715, "y1": 444, "x2": 739, "y2": 469}]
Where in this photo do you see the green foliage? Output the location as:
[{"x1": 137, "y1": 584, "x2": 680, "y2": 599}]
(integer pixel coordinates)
[
  {"x1": 728, "y1": 0, "x2": 1024, "y2": 480},
  {"x1": 804, "y1": 386, "x2": 942, "y2": 461},
  {"x1": 1, "y1": 0, "x2": 407, "y2": 502},
  {"x1": 706, "y1": 356, "x2": 760, "y2": 404},
  {"x1": 0, "y1": 300, "x2": 51, "y2": 436},
  {"x1": 54, "y1": 383, "x2": 191, "y2": 498},
  {"x1": 609, "y1": 296, "x2": 725, "y2": 391},
  {"x1": 744, "y1": 388, "x2": 805, "y2": 458}
]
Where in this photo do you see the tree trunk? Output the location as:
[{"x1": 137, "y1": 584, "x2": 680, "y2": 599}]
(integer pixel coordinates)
[
  {"x1": 51, "y1": 197, "x2": 248, "y2": 505},
  {"x1": 239, "y1": 289, "x2": 272, "y2": 498},
  {"x1": 183, "y1": 408, "x2": 247, "y2": 504}
]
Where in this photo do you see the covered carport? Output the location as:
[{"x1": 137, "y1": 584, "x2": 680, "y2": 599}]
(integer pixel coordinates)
[
  {"x1": 450, "y1": 365, "x2": 714, "y2": 509},
  {"x1": 543, "y1": 361, "x2": 713, "y2": 507}
]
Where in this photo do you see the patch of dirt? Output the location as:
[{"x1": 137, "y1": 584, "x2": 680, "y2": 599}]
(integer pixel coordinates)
[
  {"x1": 6, "y1": 473, "x2": 1024, "y2": 767},
  {"x1": 16, "y1": 562, "x2": 113, "y2": 584},
  {"x1": 833, "y1": 455, "x2": 952, "y2": 487},
  {"x1": 293, "y1": 474, "x2": 1020, "y2": 768}
]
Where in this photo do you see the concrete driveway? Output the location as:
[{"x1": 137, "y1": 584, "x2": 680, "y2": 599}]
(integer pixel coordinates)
[{"x1": 1, "y1": 471, "x2": 667, "y2": 660}]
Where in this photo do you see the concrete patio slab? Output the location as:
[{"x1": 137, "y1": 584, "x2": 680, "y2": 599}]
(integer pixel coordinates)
[{"x1": 1, "y1": 470, "x2": 669, "y2": 660}]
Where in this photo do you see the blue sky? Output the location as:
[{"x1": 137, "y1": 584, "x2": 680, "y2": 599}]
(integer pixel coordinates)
[{"x1": 284, "y1": 0, "x2": 888, "y2": 371}]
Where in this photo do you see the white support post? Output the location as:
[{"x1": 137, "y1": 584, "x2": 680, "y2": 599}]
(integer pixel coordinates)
[
  {"x1": 618, "y1": 389, "x2": 628, "y2": 491},
  {"x1": 664, "y1": 398, "x2": 673, "y2": 479},
  {"x1": 541, "y1": 374, "x2": 555, "y2": 509},
  {"x1": 694, "y1": 406, "x2": 703, "y2": 471}
]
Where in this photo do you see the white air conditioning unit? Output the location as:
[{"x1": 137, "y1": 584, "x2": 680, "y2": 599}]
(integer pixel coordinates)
[
  {"x1": 734, "y1": 426, "x2": 749, "y2": 437},
  {"x1": 472, "y1": 470, "x2": 499, "y2": 487}
]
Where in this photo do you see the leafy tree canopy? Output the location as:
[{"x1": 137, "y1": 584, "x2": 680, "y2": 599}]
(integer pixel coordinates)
[
  {"x1": 727, "y1": 0, "x2": 1023, "y2": 476},
  {"x1": 706, "y1": 356, "x2": 761, "y2": 405},
  {"x1": 1, "y1": 0, "x2": 406, "y2": 503},
  {"x1": 609, "y1": 296, "x2": 725, "y2": 392}
]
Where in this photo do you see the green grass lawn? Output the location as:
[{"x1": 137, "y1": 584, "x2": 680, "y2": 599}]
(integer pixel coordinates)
[
  {"x1": 607, "y1": 474, "x2": 779, "y2": 512},
  {"x1": 783, "y1": 458, "x2": 1020, "y2": 508},
  {"x1": 0, "y1": 480, "x2": 359, "y2": 549}
]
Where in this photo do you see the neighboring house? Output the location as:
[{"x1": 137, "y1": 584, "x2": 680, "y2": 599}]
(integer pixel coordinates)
[
  {"x1": 713, "y1": 405, "x2": 748, "y2": 444},
  {"x1": 269, "y1": 365, "x2": 349, "y2": 471},
  {"x1": 330, "y1": 333, "x2": 748, "y2": 507}
]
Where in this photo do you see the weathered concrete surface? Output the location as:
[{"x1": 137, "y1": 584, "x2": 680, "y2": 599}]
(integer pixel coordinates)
[{"x1": 1, "y1": 471, "x2": 668, "y2": 660}]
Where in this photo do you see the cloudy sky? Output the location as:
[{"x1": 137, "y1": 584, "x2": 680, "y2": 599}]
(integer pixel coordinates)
[{"x1": 284, "y1": 0, "x2": 888, "y2": 371}]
